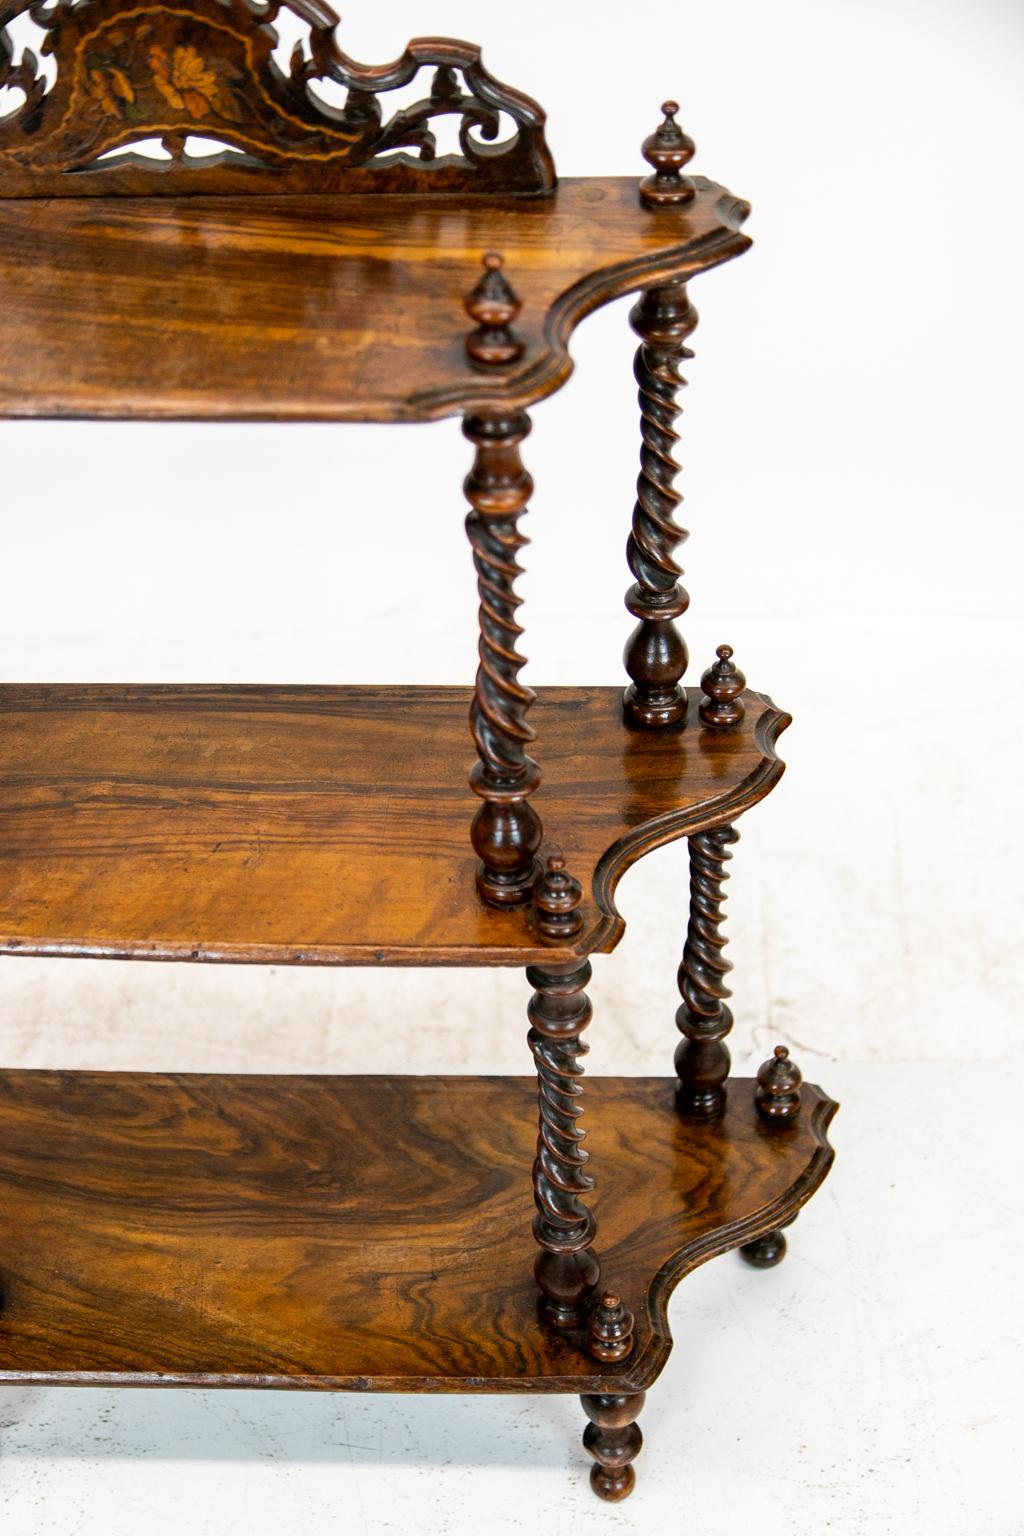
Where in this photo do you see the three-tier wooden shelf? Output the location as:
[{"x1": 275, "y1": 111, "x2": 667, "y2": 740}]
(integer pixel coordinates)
[{"x1": 0, "y1": 0, "x2": 836, "y2": 1505}]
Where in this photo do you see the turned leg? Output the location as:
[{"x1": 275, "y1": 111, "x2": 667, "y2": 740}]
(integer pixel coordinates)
[
  {"x1": 527, "y1": 960, "x2": 599, "y2": 1328},
  {"x1": 622, "y1": 281, "x2": 697, "y2": 729},
  {"x1": 675, "y1": 824, "x2": 739, "y2": 1118},
  {"x1": 464, "y1": 408, "x2": 543, "y2": 906},
  {"x1": 581, "y1": 1391, "x2": 645, "y2": 1502}
]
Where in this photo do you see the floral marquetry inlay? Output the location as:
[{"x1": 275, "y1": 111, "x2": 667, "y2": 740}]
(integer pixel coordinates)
[{"x1": 0, "y1": 0, "x2": 555, "y2": 194}]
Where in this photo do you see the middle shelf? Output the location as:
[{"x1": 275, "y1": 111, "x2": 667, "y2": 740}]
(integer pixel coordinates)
[{"x1": 0, "y1": 683, "x2": 789, "y2": 967}]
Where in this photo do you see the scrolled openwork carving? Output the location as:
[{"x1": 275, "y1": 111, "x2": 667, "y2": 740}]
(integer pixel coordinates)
[{"x1": 0, "y1": 0, "x2": 555, "y2": 195}]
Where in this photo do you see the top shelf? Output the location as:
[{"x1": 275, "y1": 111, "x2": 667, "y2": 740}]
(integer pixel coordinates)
[{"x1": 0, "y1": 177, "x2": 749, "y2": 424}]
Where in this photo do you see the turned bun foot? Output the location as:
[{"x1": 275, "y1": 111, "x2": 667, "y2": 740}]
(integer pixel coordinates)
[
  {"x1": 590, "y1": 1460, "x2": 637, "y2": 1502},
  {"x1": 740, "y1": 1228, "x2": 788, "y2": 1268},
  {"x1": 581, "y1": 1391, "x2": 644, "y2": 1502}
]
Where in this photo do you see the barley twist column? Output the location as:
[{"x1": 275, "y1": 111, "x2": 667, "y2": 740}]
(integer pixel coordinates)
[
  {"x1": 622, "y1": 281, "x2": 698, "y2": 729},
  {"x1": 527, "y1": 959, "x2": 600, "y2": 1328},
  {"x1": 464, "y1": 410, "x2": 543, "y2": 905},
  {"x1": 675, "y1": 824, "x2": 740, "y2": 1118}
]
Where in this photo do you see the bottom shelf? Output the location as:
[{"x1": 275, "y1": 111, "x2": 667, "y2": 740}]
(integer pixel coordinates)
[{"x1": 0, "y1": 1072, "x2": 836, "y2": 1394}]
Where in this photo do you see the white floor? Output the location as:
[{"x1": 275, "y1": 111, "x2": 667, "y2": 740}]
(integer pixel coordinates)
[{"x1": 0, "y1": 1061, "x2": 1019, "y2": 1536}]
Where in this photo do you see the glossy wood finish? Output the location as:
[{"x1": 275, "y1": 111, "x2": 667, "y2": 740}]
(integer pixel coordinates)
[
  {"x1": 0, "y1": 20, "x2": 835, "y2": 1500},
  {"x1": 699, "y1": 644, "x2": 747, "y2": 729},
  {"x1": 531, "y1": 855, "x2": 585, "y2": 943},
  {"x1": 464, "y1": 409, "x2": 543, "y2": 905},
  {"x1": 527, "y1": 960, "x2": 600, "y2": 1327},
  {"x1": 739, "y1": 1226, "x2": 791, "y2": 1269},
  {"x1": 0, "y1": 1072, "x2": 837, "y2": 1392},
  {"x1": 0, "y1": 684, "x2": 790, "y2": 967},
  {"x1": 755, "y1": 1044, "x2": 803, "y2": 1123},
  {"x1": 739, "y1": 1051, "x2": 806, "y2": 1269},
  {"x1": 0, "y1": 0, "x2": 554, "y2": 197},
  {"x1": 586, "y1": 1293, "x2": 635, "y2": 1365},
  {"x1": 639, "y1": 101, "x2": 695, "y2": 209},
  {"x1": 582, "y1": 1391, "x2": 645, "y2": 1501},
  {"x1": 0, "y1": 177, "x2": 750, "y2": 423},
  {"x1": 675, "y1": 824, "x2": 740, "y2": 1119},
  {"x1": 465, "y1": 253, "x2": 526, "y2": 367},
  {"x1": 622, "y1": 281, "x2": 697, "y2": 727}
]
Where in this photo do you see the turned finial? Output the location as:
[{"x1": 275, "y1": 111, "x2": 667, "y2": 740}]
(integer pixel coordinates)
[
  {"x1": 465, "y1": 251, "x2": 525, "y2": 367},
  {"x1": 587, "y1": 1292, "x2": 635, "y2": 1363},
  {"x1": 533, "y1": 854, "x2": 585, "y2": 942},
  {"x1": 640, "y1": 100, "x2": 696, "y2": 208},
  {"x1": 755, "y1": 1045, "x2": 803, "y2": 1124},
  {"x1": 700, "y1": 644, "x2": 746, "y2": 728}
]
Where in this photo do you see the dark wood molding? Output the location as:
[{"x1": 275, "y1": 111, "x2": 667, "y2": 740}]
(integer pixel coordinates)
[
  {"x1": 588, "y1": 692, "x2": 791, "y2": 956},
  {"x1": 418, "y1": 181, "x2": 751, "y2": 422},
  {"x1": 626, "y1": 1089, "x2": 837, "y2": 1394},
  {"x1": 0, "y1": 0, "x2": 555, "y2": 197}
]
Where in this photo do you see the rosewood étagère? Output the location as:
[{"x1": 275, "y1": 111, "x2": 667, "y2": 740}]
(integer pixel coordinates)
[{"x1": 0, "y1": 0, "x2": 837, "y2": 1506}]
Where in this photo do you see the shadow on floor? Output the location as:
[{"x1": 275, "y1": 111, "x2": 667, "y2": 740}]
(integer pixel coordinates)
[{"x1": 0, "y1": 1386, "x2": 578, "y2": 1468}]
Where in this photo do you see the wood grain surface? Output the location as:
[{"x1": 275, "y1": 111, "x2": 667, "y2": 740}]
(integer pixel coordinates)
[
  {"x1": 0, "y1": 1072, "x2": 837, "y2": 1393},
  {"x1": 0, "y1": 177, "x2": 750, "y2": 423},
  {"x1": 0, "y1": 684, "x2": 790, "y2": 966}
]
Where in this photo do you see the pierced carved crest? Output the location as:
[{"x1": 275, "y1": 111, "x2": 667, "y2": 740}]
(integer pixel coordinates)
[{"x1": 0, "y1": 0, "x2": 555, "y2": 195}]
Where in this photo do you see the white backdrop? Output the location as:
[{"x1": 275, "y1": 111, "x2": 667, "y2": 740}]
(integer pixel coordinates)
[{"x1": 2, "y1": 0, "x2": 1022, "y2": 1082}]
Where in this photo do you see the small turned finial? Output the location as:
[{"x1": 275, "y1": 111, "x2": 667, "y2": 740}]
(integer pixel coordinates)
[
  {"x1": 755, "y1": 1045, "x2": 803, "y2": 1124},
  {"x1": 533, "y1": 854, "x2": 585, "y2": 942},
  {"x1": 465, "y1": 251, "x2": 525, "y2": 367},
  {"x1": 588, "y1": 1292, "x2": 635, "y2": 1363},
  {"x1": 640, "y1": 100, "x2": 696, "y2": 208},
  {"x1": 700, "y1": 644, "x2": 746, "y2": 728}
]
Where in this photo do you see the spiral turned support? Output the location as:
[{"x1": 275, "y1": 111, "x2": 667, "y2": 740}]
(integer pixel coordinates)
[
  {"x1": 623, "y1": 281, "x2": 698, "y2": 729},
  {"x1": 527, "y1": 959, "x2": 600, "y2": 1328},
  {"x1": 464, "y1": 410, "x2": 543, "y2": 906},
  {"x1": 675, "y1": 824, "x2": 740, "y2": 1119}
]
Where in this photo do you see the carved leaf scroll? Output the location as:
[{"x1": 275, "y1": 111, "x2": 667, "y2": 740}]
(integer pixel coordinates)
[{"x1": 0, "y1": 0, "x2": 555, "y2": 195}]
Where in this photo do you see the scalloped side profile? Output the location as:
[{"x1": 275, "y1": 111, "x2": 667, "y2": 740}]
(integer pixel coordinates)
[
  {"x1": 618, "y1": 1089, "x2": 838, "y2": 1394},
  {"x1": 0, "y1": 684, "x2": 788, "y2": 967},
  {"x1": 0, "y1": 1071, "x2": 837, "y2": 1393},
  {"x1": 584, "y1": 692, "x2": 791, "y2": 957},
  {"x1": 0, "y1": 178, "x2": 750, "y2": 423}
]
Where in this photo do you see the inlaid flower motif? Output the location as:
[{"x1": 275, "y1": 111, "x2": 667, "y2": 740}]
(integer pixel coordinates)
[
  {"x1": 149, "y1": 43, "x2": 219, "y2": 118},
  {"x1": 86, "y1": 61, "x2": 136, "y2": 117}
]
